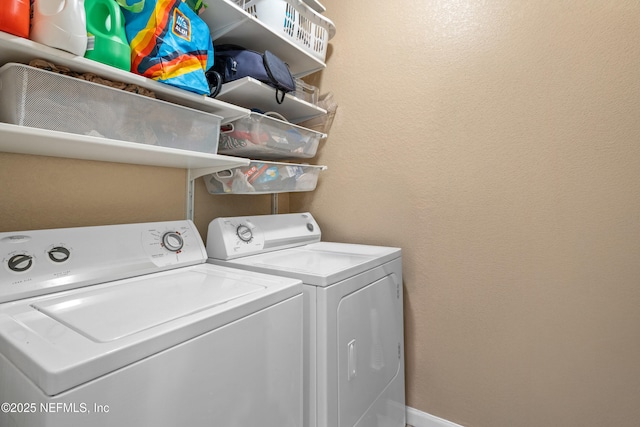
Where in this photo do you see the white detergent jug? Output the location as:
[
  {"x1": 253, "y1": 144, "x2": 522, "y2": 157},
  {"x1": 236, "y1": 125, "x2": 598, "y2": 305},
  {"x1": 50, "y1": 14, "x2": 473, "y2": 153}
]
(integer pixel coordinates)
[{"x1": 31, "y1": 0, "x2": 88, "y2": 56}]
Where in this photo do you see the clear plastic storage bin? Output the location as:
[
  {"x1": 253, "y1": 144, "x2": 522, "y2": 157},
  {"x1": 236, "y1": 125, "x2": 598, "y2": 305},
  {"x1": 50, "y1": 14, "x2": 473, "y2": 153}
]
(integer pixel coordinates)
[
  {"x1": 237, "y1": 0, "x2": 336, "y2": 62},
  {"x1": 218, "y1": 112, "x2": 325, "y2": 159},
  {"x1": 0, "y1": 63, "x2": 221, "y2": 154},
  {"x1": 293, "y1": 77, "x2": 319, "y2": 105},
  {"x1": 204, "y1": 161, "x2": 326, "y2": 194}
]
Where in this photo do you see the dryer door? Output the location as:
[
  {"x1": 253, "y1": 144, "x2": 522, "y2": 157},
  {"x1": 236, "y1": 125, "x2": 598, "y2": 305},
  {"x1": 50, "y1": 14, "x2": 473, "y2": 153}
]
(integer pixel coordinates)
[{"x1": 337, "y1": 274, "x2": 402, "y2": 427}]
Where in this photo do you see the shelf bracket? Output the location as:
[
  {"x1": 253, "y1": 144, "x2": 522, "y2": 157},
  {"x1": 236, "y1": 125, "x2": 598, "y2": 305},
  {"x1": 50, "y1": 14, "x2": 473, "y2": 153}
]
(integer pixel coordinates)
[
  {"x1": 186, "y1": 167, "x2": 223, "y2": 221},
  {"x1": 186, "y1": 171, "x2": 196, "y2": 222},
  {"x1": 186, "y1": 161, "x2": 250, "y2": 221}
]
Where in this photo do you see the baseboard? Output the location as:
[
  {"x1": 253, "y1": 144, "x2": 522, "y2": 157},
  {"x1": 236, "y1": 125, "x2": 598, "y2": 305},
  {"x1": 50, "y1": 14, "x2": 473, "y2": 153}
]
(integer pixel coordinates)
[{"x1": 406, "y1": 406, "x2": 464, "y2": 427}]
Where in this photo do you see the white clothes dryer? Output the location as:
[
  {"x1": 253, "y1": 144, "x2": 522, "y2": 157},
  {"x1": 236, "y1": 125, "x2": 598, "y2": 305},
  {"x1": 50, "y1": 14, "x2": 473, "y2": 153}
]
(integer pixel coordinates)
[
  {"x1": 207, "y1": 212, "x2": 405, "y2": 427},
  {"x1": 0, "y1": 220, "x2": 303, "y2": 427}
]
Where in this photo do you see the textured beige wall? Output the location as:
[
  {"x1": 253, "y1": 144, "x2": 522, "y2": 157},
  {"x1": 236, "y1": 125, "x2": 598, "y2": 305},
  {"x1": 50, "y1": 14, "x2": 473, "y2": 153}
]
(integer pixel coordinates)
[
  {"x1": 0, "y1": 154, "x2": 276, "y2": 235},
  {"x1": 293, "y1": 1, "x2": 640, "y2": 426},
  {"x1": 0, "y1": 153, "x2": 187, "y2": 231}
]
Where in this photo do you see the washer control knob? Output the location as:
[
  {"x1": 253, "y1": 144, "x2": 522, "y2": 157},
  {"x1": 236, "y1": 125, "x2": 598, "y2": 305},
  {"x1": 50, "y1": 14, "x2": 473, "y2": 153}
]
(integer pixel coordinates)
[
  {"x1": 48, "y1": 246, "x2": 71, "y2": 263},
  {"x1": 162, "y1": 232, "x2": 184, "y2": 252},
  {"x1": 8, "y1": 254, "x2": 33, "y2": 272},
  {"x1": 236, "y1": 225, "x2": 253, "y2": 242}
]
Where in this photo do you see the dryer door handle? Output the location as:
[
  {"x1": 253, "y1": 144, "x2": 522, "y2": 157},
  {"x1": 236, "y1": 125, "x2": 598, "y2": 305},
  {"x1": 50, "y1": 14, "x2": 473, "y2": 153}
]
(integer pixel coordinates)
[{"x1": 348, "y1": 339, "x2": 357, "y2": 381}]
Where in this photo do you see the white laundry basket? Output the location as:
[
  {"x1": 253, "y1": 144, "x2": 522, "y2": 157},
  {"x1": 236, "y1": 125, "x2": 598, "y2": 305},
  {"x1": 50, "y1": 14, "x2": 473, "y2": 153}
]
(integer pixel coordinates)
[{"x1": 236, "y1": 0, "x2": 336, "y2": 62}]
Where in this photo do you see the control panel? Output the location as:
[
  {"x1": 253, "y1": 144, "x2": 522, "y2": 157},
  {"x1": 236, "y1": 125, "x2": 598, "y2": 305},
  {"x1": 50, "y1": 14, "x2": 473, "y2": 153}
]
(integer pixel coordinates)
[
  {"x1": 5, "y1": 244, "x2": 72, "y2": 273},
  {"x1": 0, "y1": 220, "x2": 206, "y2": 303},
  {"x1": 207, "y1": 212, "x2": 321, "y2": 260}
]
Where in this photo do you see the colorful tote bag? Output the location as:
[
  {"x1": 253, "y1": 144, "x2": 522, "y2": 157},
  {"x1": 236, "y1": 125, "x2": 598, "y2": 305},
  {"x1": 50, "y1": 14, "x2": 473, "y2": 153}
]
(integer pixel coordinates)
[{"x1": 116, "y1": 0, "x2": 214, "y2": 94}]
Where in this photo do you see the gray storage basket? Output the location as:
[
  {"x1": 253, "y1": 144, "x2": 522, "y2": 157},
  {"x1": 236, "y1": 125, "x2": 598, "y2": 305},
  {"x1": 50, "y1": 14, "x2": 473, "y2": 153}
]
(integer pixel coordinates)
[{"x1": 0, "y1": 63, "x2": 221, "y2": 154}]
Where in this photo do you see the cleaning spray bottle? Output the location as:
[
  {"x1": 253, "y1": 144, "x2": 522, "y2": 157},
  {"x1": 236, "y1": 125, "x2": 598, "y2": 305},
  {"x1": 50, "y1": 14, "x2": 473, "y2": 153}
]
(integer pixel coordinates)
[
  {"x1": 31, "y1": 0, "x2": 88, "y2": 56},
  {"x1": 84, "y1": 0, "x2": 131, "y2": 71},
  {"x1": 0, "y1": 0, "x2": 30, "y2": 38}
]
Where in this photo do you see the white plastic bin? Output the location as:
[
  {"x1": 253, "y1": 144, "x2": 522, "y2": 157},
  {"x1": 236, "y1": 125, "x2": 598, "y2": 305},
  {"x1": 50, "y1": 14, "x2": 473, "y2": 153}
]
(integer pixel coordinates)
[
  {"x1": 237, "y1": 0, "x2": 336, "y2": 62},
  {"x1": 300, "y1": 0, "x2": 325, "y2": 14},
  {"x1": 0, "y1": 63, "x2": 221, "y2": 154},
  {"x1": 204, "y1": 161, "x2": 326, "y2": 194},
  {"x1": 218, "y1": 112, "x2": 325, "y2": 159}
]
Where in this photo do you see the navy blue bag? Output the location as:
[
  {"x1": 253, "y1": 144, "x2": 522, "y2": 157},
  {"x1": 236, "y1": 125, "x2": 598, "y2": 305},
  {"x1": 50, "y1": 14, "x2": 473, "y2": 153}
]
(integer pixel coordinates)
[{"x1": 208, "y1": 45, "x2": 295, "y2": 104}]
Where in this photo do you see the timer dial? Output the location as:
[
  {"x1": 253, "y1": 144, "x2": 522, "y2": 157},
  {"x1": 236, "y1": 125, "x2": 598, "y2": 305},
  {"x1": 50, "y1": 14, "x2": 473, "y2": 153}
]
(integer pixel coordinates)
[
  {"x1": 236, "y1": 225, "x2": 253, "y2": 242},
  {"x1": 162, "y1": 232, "x2": 184, "y2": 252}
]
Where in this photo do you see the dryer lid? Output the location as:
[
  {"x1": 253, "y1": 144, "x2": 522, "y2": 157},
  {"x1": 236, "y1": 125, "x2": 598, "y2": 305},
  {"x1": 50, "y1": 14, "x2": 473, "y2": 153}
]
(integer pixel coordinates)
[
  {"x1": 0, "y1": 263, "x2": 301, "y2": 396},
  {"x1": 218, "y1": 242, "x2": 401, "y2": 287}
]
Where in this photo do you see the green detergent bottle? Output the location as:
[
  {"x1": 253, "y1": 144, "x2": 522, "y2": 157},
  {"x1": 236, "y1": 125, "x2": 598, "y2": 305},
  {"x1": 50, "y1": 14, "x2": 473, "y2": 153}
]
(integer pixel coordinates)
[{"x1": 84, "y1": 0, "x2": 131, "y2": 71}]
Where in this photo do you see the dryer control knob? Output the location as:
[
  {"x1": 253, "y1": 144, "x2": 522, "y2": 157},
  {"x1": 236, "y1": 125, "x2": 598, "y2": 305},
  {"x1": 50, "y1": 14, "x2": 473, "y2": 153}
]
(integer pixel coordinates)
[
  {"x1": 8, "y1": 253, "x2": 33, "y2": 272},
  {"x1": 162, "y1": 232, "x2": 184, "y2": 252},
  {"x1": 236, "y1": 225, "x2": 253, "y2": 242}
]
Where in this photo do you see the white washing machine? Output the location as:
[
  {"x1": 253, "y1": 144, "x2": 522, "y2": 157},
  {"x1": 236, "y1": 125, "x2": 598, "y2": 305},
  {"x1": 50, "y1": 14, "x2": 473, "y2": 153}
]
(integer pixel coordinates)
[
  {"x1": 207, "y1": 212, "x2": 405, "y2": 427},
  {"x1": 0, "y1": 220, "x2": 303, "y2": 427}
]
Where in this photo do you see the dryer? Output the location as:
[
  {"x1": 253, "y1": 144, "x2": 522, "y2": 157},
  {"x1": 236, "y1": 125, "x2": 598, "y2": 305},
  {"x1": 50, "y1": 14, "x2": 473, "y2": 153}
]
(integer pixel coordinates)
[
  {"x1": 207, "y1": 212, "x2": 405, "y2": 427},
  {"x1": 0, "y1": 220, "x2": 303, "y2": 427}
]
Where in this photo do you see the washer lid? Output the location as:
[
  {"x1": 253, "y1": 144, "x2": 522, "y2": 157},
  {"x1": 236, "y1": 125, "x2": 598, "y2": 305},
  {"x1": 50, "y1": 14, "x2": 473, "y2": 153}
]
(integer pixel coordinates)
[
  {"x1": 216, "y1": 242, "x2": 401, "y2": 287},
  {"x1": 32, "y1": 269, "x2": 262, "y2": 343},
  {"x1": 0, "y1": 263, "x2": 301, "y2": 396}
]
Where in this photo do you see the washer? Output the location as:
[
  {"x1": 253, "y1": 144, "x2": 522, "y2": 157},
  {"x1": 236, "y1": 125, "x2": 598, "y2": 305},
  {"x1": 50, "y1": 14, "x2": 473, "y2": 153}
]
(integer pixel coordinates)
[
  {"x1": 207, "y1": 212, "x2": 405, "y2": 427},
  {"x1": 0, "y1": 220, "x2": 303, "y2": 427}
]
